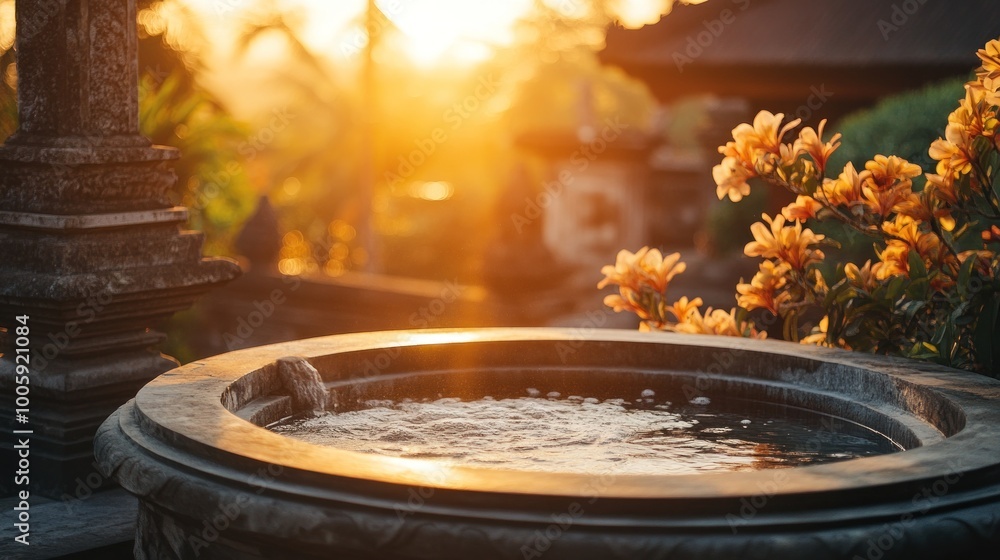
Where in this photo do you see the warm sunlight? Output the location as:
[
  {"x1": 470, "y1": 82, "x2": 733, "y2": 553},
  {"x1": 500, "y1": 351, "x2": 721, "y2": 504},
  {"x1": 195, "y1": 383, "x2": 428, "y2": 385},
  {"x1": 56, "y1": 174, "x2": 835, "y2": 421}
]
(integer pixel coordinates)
[
  {"x1": 377, "y1": 0, "x2": 531, "y2": 65},
  {"x1": 176, "y1": 0, "x2": 696, "y2": 68}
]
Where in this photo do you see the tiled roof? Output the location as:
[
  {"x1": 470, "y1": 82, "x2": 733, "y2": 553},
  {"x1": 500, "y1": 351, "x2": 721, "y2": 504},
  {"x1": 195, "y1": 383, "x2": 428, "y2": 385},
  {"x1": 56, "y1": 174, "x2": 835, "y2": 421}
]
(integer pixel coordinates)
[{"x1": 602, "y1": 0, "x2": 1000, "y2": 69}]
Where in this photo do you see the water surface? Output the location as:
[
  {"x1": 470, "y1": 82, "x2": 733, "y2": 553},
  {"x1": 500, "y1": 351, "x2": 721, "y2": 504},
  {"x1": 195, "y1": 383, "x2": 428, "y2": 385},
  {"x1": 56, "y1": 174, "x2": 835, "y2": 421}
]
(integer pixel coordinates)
[{"x1": 270, "y1": 390, "x2": 901, "y2": 475}]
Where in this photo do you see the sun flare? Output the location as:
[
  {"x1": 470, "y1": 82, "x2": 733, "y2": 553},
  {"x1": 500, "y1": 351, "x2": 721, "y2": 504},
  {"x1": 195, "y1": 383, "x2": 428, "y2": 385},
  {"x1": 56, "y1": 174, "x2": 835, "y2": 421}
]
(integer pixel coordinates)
[{"x1": 367, "y1": 0, "x2": 532, "y2": 66}]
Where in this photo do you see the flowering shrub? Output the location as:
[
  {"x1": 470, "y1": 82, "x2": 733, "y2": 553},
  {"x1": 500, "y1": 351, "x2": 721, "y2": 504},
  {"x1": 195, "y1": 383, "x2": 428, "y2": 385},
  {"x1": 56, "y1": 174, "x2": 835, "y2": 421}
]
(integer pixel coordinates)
[{"x1": 599, "y1": 38, "x2": 1000, "y2": 375}]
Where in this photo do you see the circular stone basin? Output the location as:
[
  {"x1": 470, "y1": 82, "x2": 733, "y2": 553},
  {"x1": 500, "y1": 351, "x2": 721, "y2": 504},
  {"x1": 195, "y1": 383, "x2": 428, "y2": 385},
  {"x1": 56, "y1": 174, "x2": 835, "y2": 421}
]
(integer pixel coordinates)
[{"x1": 95, "y1": 328, "x2": 1000, "y2": 559}]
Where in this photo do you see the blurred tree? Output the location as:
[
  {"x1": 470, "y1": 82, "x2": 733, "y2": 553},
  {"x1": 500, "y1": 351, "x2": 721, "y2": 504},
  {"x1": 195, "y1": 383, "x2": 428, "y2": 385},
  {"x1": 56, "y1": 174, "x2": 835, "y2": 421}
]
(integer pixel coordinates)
[{"x1": 137, "y1": 0, "x2": 255, "y2": 256}]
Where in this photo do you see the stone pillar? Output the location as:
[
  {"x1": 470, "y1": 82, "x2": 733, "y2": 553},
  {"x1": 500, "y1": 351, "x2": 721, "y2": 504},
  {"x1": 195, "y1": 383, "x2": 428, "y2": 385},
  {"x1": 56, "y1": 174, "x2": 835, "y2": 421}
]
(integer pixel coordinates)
[{"x1": 0, "y1": 0, "x2": 240, "y2": 497}]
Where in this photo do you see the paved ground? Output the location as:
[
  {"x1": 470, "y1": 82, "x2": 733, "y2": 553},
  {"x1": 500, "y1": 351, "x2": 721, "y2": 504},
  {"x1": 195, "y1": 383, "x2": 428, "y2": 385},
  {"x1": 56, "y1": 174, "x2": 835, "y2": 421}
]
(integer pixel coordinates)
[{"x1": 0, "y1": 489, "x2": 135, "y2": 559}]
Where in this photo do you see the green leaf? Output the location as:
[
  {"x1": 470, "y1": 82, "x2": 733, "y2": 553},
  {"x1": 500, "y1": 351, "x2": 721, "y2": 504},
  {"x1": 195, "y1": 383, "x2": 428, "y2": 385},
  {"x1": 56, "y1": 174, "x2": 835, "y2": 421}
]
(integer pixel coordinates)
[
  {"x1": 957, "y1": 256, "x2": 978, "y2": 299},
  {"x1": 902, "y1": 300, "x2": 926, "y2": 321},
  {"x1": 783, "y1": 310, "x2": 800, "y2": 343},
  {"x1": 906, "y1": 278, "x2": 929, "y2": 301},
  {"x1": 885, "y1": 275, "x2": 908, "y2": 301},
  {"x1": 907, "y1": 249, "x2": 927, "y2": 281}
]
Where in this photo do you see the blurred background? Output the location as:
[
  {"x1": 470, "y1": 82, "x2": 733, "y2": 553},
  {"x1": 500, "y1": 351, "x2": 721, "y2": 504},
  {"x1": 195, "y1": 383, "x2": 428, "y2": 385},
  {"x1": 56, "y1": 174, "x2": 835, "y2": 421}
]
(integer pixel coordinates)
[{"x1": 1, "y1": 0, "x2": 995, "y2": 360}]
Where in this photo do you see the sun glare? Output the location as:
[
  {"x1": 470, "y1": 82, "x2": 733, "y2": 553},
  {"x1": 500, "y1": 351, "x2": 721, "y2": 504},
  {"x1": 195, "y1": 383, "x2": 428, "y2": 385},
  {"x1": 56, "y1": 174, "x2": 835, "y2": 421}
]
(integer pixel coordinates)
[
  {"x1": 378, "y1": 0, "x2": 531, "y2": 65},
  {"x1": 179, "y1": 0, "x2": 680, "y2": 68}
]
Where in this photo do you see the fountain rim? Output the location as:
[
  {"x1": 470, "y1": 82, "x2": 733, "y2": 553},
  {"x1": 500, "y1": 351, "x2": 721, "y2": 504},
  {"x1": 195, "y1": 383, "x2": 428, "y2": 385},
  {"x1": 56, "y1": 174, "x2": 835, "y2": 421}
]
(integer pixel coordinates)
[{"x1": 124, "y1": 327, "x2": 1000, "y2": 501}]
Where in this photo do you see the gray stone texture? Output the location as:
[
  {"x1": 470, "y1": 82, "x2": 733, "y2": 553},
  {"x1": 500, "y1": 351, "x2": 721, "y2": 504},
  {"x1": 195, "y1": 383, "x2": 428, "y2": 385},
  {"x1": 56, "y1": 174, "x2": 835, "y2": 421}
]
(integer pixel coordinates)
[
  {"x1": 0, "y1": 0, "x2": 239, "y2": 498},
  {"x1": 96, "y1": 329, "x2": 1000, "y2": 559}
]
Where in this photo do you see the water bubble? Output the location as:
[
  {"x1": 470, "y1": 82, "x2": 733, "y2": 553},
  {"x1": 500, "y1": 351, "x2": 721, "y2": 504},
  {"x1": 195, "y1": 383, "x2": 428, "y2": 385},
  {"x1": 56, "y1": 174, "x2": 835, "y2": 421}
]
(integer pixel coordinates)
[
  {"x1": 526, "y1": 388, "x2": 541, "y2": 397},
  {"x1": 690, "y1": 397, "x2": 711, "y2": 405},
  {"x1": 547, "y1": 391, "x2": 561, "y2": 399},
  {"x1": 641, "y1": 389, "x2": 655, "y2": 398}
]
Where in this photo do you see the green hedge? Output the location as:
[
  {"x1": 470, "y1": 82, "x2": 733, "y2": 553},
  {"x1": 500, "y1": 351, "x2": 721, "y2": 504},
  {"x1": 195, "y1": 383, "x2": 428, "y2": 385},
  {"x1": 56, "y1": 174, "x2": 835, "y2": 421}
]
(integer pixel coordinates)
[{"x1": 827, "y1": 77, "x2": 969, "y2": 175}]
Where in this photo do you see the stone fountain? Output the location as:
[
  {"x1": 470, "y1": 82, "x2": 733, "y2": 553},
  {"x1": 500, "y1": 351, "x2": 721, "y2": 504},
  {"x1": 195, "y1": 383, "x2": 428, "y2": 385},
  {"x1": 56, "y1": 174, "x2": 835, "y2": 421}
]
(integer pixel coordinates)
[{"x1": 96, "y1": 328, "x2": 1000, "y2": 559}]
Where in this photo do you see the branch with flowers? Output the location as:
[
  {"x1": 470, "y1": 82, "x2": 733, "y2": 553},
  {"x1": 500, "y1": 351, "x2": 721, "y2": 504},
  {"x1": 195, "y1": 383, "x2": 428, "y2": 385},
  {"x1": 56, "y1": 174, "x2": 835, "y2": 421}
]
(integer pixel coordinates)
[{"x1": 599, "y1": 38, "x2": 1000, "y2": 375}]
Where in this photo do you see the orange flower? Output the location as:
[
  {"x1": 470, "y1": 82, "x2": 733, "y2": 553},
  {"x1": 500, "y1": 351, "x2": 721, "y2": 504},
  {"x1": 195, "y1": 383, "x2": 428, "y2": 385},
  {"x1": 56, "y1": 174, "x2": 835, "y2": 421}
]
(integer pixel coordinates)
[
  {"x1": 862, "y1": 182, "x2": 912, "y2": 218},
  {"x1": 893, "y1": 192, "x2": 935, "y2": 224},
  {"x1": 881, "y1": 215, "x2": 946, "y2": 264},
  {"x1": 744, "y1": 214, "x2": 826, "y2": 271},
  {"x1": 713, "y1": 156, "x2": 754, "y2": 202},
  {"x1": 863, "y1": 155, "x2": 922, "y2": 192},
  {"x1": 716, "y1": 111, "x2": 805, "y2": 201},
  {"x1": 922, "y1": 173, "x2": 960, "y2": 230},
  {"x1": 948, "y1": 85, "x2": 998, "y2": 140},
  {"x1": 599, "y1": 248, "x2": 688, "y2": 327},
  {"x1": 929, "y1": 124, "x2": 975, "y2": 178},
  {"x1": 675, "y1": 307, "x2": 766, "y2": 339},
  {"x1": 875, "y1": 241, "x2": 911, "y2": 280},
  {"x1": 667, "y1": 296, "x2": 703, "y2": 323},
  {"x1": 818, "y1": 162, "x2": 867, "y2": 215},
  {"x1": 598, "y1": 247, "x2": 685, "y2": 294},
  {"x1": 782, "y1": 195, "x2": 823, "y2": 221},
  {"x1": 731, "y1": 110, "x2": 802, "y2": 155},
  {"x1": 978, "y1": 39, "x2": 1000, "y2": 78},
  {"x1": 845, "y1": 260, "x2": 878, "y2": 291},
  {"x1": 983, "y1": 225, "x2": 1000, "y2": 245},
  {"x1": 976, "y1": 39, "x2": 1000, "y2": 104},
  {"x1": 793, "y1": 119, "x2": 842, "y2": 174},
  {"x1": 637, "y1": 248, "x2": 685, "y2": 293},
  {"x1": 883, "y1": 214, "x2": 922, "y2": 244},
  {"x1": 736, "y1": 260, "x2": 791, "y2": 315},
  {"x1": 924, "y1": 173, "x2": 959, "y2": 205}
]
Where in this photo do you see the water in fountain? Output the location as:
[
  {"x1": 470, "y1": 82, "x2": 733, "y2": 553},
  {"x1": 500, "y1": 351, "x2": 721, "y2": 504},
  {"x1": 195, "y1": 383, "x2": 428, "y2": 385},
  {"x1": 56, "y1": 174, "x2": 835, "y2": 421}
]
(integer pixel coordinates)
[{"x1": 270, "y1": 388, "x2": 901, "y2": 475}]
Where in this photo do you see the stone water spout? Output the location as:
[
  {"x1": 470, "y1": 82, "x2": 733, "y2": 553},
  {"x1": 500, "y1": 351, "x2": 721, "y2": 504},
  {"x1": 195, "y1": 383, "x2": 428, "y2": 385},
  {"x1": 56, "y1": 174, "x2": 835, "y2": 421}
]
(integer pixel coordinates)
[{"x1": 277, "y1": 356, "x2": 327, "y2": 414}]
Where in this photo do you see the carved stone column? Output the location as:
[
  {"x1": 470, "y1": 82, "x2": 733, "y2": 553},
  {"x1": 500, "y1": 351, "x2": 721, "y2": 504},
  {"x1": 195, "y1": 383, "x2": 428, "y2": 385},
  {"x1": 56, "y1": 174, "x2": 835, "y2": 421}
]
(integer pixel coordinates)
[{"x1": 0, "y1": 0, "x2": 240, "y2": 498}]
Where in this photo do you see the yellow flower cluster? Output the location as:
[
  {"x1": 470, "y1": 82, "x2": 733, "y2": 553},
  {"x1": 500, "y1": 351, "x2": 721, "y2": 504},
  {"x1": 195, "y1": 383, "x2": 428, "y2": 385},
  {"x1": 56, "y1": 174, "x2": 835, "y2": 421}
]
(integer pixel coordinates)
[
  {"x1": 604, "y1": 38, "x2": 1000, "y2": 359},
  {"x1": 744, "y1": 214, "x2": 825, "y2": 271},
  {"x1": 598, "y1": 247, "x2": 686, "y2": 330},
  {"x1": 713, "y1": 111, "x2": 841, "y2": 202},
  {"x1": 598, "y1": 247, "x2": 765, "y2": 338}
]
